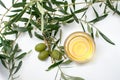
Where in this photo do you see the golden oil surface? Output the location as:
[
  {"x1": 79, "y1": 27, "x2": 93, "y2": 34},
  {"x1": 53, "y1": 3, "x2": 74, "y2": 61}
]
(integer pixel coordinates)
[{"x1": 64, "y1": 32, "x2": 95, "y2": 63}]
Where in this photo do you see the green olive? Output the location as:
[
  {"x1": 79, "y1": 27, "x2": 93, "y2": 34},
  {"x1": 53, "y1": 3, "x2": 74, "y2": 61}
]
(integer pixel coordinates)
[
  {"x1": 38, "y1": 50, "x2": 49, "y2": 61},
  {"x1": 35, "y1": 43, "x2": 47, "y2": 52},
  {"x1": 51, "y1": 50, "x2": 62, "y2": 60}
]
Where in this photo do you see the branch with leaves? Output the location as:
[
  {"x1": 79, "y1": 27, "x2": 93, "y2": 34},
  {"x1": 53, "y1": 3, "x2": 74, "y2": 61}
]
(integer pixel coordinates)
[{"x1": 0, "y1": 0, "x2": 119, "y2": 80}]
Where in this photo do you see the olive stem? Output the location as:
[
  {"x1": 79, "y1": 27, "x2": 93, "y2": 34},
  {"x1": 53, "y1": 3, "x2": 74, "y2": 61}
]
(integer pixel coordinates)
[{"x1": 42, "y1": 32, "x2": 54, "y2": 63}]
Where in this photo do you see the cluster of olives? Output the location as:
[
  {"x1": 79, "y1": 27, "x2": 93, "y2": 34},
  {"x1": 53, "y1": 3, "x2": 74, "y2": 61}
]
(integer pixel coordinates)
[{"x1": 35, "y1": 43, "x2": 62, "y2": 61}]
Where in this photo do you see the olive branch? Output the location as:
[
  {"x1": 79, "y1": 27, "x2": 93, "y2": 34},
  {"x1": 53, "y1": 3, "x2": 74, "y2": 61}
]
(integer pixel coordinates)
[{"x1": 0, "y1": 0, "x2": 119, "y2": 80}]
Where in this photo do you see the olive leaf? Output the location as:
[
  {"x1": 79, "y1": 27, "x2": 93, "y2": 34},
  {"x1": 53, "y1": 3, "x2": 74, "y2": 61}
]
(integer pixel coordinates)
[
  {"x1": 90, "y1": 27, "x2": 94, "y2": 39},
  {"x1": 46, "y1": 60, "x2": 63, "y2": 71},
  {"x1": 19, "y1": 18, "x2": 29, "y2": 22},
  {"x1": 14, "y1": 61, "x2": 22, "y2": 74},
  {"x1": 12, "y1": 0, "x2": 15, "y2": 4},
  {"x1": 15, "y1": 52, "x2": 27, "y2": 60},
  {"x1": 51, "y1": 0, "x2": 65, "y2": 5},
  {"x1": 99, "y1": 31, "x2": 115, "y2": 45},
  {"x1": 43, "y1": 2, "x2": 56, "y2": 12},
  {"x1": 95, "y1": 31, "x2": 99, "y2": 38},
  {"x1": 70, "y1": 8, "x2": 79, "y2": 23},
  {"x1": 92, "y1": 0, "x2": 97, "y2": 3},
  {"x1": 61, "y1": 73, "x2": 84, "y2": 80},
  {"x1": 0, "y1": 0, "x2": 7, "y2": 9},
  {"x1": 34, "y1": 32, "x2": 44, "y2": 40},
  {"x1": 87, "y1": 25, "x2": 91, "y2": 33},
  {"x1": 106, "y1": 0, "x2": 120, "y2": 15},
  {"x1": 71, "y1": 0, "x2": 75, "y2": 10},
  {"x1": 80, "y1": 22, "x2": 85, "y2": 32},
  {"x1": 0, "y1": 54, "x2": 9, "y2": 59},
  {"x1": 13, "y1": 2, "x2": 26, "y2": 8},
  {"x1": 11, "y1": 9, "x2": 22, "y2": 12},
  {"x1": 5, "y1": 6, "x2": 28, "y2": 27},
  {"x1": 64, "y1": 1, "x2": 68, "y2": 12},
  {"x1": 1, "y1": 59, "x2": 8, "y2": 69},
  {"x1": 89, "y1": 14, "x2": 108, "y2": 23},
  {"x1": 74, "y1": 7, "x2": 88, "y2": 14},
  {"x1": 52, "y1": 39, "x2": 60, "y2": 50},
  {"x1": 92, "y1": 6, "x2": 99, "y2": 17},
  {"x1": 62, "y1": 59, "x2": 72, "y2": 65}
]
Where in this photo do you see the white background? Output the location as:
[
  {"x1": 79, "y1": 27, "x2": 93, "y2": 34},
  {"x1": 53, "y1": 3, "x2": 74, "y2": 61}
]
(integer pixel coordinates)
[{"x1": 0, "y1": 0, "x2": 120, "y2": 80}]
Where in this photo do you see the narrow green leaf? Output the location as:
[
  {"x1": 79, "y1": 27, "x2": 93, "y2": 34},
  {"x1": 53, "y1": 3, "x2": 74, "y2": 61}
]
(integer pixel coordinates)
[
  {"x1": 52, "y1": 39, "x2": 60, "y2": 50},
  {"x1": 12, "y1": 0, "x2": 15, "y2": 4},
  {"x1": 15, "y1": 52, "x2": 27, "y2": 60},
  {"x1": 66, "y1": 19, "x2": 74, "y2": 23},
  {"x1": 16, "y1": 27, "x2": 28, "y2": 32},
  {"x1": 91, "y1": 27, "x2": 94, "y2": 39},
  {"x1": 59, "y1": 29, "x2": 62, "y2": 43},
  {"x1": 46, "y1": 60, "x2": 63, "y2": 71},
  {"x1": 47, "y1": 24, "x2": 60, "y2": 31},
  {"x1": 74, "y1": 7, "x2": 88, "y2": 14},
  {"x1": 11, "y1": 9, "x2": 22, "y2": 12},
  {"x1": 106, "y1": 0, "x2": 120, "y2": 15},
  {"x1": 80, "y1": 22, "x2": 85, "y2": 32},
  {"x1": 115, "y1": 2, "x2": 119, "y2": 11},
  {"x1": 1, "y1": 59, "x2": 8, "y2": 69},
  {"x1": 99, "y1": 31, "x2": 115, "y2": 45},
  {"x1": 30, "y1": 19, "x2": 41, "y2": 29},
  {"x1": 51, "y1": 0, "x2": 65, "y2": 5},
  {"x1": 64, "y1": 1, "x2": 68, "y2": 12},
  {"x1": 43, "y1": 3, "x2": 56, "y2": 12},
  {"x1": 0, "y1": 0, "x2": 7, "y2": 9},
  {"x1": 13, "y1": 44, "x2": 19, "y2": 54},
  {"x1": 81, "y1": 11, "x2": 87, "y2": 19},
  {"x1": 3, "y1": 31, "x2": 18, "y2": 35},
  {"x1": 37, "y1": 2, "x2": 44, "y2": 15},
  {"x1": 59, "y1": 7, "x2": 68, "y2": 14},
  {"x1": 22, "y1": 0, "x2": 26, "y2": 3},
  {"x1": 92, "y1": 7, "x2": 99, "y2": 17},
  {"x1": 27, "y1": 25, "x2": 33, "y2": 38},
  {"x1": 54, "y1": 28, "x2": 59, "y2": 36},
  {"x1": 85, "y1": 0, "x2": 88, "y2": 2},
  {"x1": 13, "y1": 2, "x2": 26, "y2": 8},
  {"x1": 61, "y1": 73, "x2": 67, "y2": 80},
  {"x1": 9, "y1": 63, "x2": 15, "y2": 78},
  {"x1": 70, "y1": 8, "x2": 79, "y2": 23},
  {"x1": 63, "y1": 15, "x2": 72, "y2": 21},
  {"x1": 34, "y1": 32, "x2": 44, "y2": 40},
  {"x1": 87, "y1": 25, "x2": 91, "y2": 33},
  {"x1": 95, "y1": 31, "x2": 99, "y2": 38},
  {"x1": 61, "y1": 73, "x2": 84, "y2": 80},
  {"x1": 47, "y1": 1, "x2": 52, "y2": 8},
  {"x1": 89, "y1": 14, "x2": 108, "y2": 23},
  {"x1": 19, "y1": 18, "x2": 29, "y2": 22},
  {"x1": 0, "y1": 54, "x2": 9, "y2": 59},
  {"x1": 62, "y1": 59, "x2": 72, "y2": 65},
  {"x1": 92, "y1": 0, "x2": 96, "y2": 3},
  {"x1": 5, "y1": 6, "x2": 27, "y2": 27},
  {"x1": 14, "y1": 61, "x2": 22, "y2": 74},
  {"x1": 54, "y1": 15, "x2": 72, "y2": 21},
  {"x1": 104, "y1": 5, "x2": 107, "y2": 13},
  {"x1": 72, "y1": 0, "x2": 75, "y2": 10},
  {"x1": 7, "y1": 14, "x2": 18, "y2": 17},
  {"x1": 66, "y1": 75, "x2": 84, "y2": 80}
]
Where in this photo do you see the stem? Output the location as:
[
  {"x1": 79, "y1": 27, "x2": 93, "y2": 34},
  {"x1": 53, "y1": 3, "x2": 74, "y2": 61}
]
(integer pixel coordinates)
[
  {"x1": 54, "y1": 68, "x2": 59, "y2": 80},
  {"x1": 58, "y1": 66, "x2": 63, "y2": 74},
  {"x1": 79, "y1": 18, "x2": 102, "y2": 33},
  {"x1": 0, "y1": 0, "x2": 19, "y2": 28},
  {"x1": 41, "y1": 14, "x2": 44, "y2": 33},
  {"x1": 42, "y1": 32, "x2": 54, "y2": 63}
]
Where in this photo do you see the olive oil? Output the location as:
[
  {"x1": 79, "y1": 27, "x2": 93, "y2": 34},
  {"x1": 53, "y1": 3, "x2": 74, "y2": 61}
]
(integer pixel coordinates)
[{"x1": 64, "y1": 32, "x2": 95, "y2": 63}]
